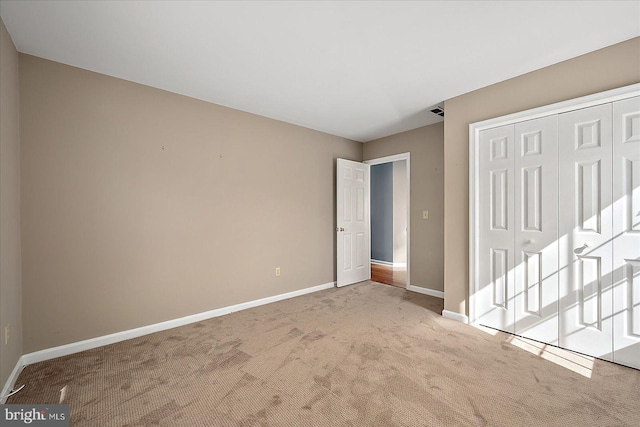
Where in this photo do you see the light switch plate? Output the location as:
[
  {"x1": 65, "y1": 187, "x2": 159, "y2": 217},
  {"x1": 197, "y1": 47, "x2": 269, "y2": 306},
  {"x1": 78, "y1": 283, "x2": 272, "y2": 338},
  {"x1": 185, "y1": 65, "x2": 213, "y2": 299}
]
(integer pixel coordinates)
[{"x1": 423, "y1": 211, "x2": 429, "y2": 220}]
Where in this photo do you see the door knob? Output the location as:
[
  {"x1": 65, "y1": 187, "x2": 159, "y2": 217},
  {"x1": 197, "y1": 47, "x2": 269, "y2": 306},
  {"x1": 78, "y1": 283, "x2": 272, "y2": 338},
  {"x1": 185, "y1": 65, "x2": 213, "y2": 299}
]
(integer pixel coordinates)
[
  {"x1": 524, "y1": 239, "x2": 534, "y2": 245},
  {"x1": 574, "y1": 243, "x2": 588, "y2": 255}
]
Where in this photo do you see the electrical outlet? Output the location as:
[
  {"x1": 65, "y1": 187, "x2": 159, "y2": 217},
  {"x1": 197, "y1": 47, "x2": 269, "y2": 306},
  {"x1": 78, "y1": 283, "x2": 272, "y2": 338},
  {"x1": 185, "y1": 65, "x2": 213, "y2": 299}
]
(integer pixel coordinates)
[
  {"x1": 275, "y1": 267, "x2": 281, "y2": 277},
  {"x1": 4, "y1": 325, "x2": 9, "y2": 345},
  {"x1": 423, "y1": 210, "x2": 429, "y2": 220}
]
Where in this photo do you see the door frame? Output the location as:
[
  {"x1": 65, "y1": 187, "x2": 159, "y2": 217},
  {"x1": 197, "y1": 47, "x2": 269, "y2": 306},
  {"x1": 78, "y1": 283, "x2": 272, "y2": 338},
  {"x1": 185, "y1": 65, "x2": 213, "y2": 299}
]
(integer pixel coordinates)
[
  {"x1": 365, "y1": 152, "x2": 411, "y2": 289},
  {"x1": 468, "y1": 83, "x2": 640, "y2": 325}
]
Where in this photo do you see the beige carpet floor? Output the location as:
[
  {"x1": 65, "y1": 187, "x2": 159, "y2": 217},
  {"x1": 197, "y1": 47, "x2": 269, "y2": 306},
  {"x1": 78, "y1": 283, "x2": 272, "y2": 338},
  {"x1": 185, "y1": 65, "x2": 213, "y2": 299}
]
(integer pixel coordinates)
[{"x1": 8, "y1": 281, "x2": 640, "y2": 426}]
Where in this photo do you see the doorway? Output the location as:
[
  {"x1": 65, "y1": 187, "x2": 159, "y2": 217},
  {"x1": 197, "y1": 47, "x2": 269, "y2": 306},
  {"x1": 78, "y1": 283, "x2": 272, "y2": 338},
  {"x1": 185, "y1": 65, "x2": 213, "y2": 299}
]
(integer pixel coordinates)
[{"x1": 365, "y1": 153, "x2": 410, "y2": 289}]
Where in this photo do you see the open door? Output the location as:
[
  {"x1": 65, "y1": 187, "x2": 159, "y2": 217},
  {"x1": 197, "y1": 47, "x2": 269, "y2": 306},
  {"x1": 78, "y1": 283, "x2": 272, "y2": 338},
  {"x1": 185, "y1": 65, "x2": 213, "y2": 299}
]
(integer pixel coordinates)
[{"x1": 336, "y1": 158, "x2": 370, "y2": 287}]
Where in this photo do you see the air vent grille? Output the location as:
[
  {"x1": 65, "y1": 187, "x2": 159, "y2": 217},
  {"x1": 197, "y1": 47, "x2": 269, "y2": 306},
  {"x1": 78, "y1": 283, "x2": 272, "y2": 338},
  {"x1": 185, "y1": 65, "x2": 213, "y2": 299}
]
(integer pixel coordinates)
[{"x1": 430, "y1": 107, "x2": 444, "y2": 117}]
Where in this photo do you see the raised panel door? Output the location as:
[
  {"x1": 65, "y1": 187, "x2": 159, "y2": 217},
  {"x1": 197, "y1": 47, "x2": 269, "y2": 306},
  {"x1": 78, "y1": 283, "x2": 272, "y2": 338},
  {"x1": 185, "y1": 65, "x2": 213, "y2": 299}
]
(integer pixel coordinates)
[
  {"x1": 514, "y1": 116, "x2": 559, "y2": 345},
  {"x1": 558, "y1": 104, "x2": 614, "y2": 360},
  {"x1": 337, "y1": 159, "x2": 370, "y2": 287},
  {"x1": 478, "y1": 125, "x2": 516, "y2": 333},
  {"x1": 613, "y1": 96, "x2": 640, "y2": 369}
]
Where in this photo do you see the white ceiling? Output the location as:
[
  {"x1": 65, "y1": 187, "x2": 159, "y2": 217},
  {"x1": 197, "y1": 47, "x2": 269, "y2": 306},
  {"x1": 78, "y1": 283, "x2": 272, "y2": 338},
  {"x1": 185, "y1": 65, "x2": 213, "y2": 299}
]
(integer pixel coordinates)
[{"x1": 1, "y1": 1, "x2": 639, "y2": 142}]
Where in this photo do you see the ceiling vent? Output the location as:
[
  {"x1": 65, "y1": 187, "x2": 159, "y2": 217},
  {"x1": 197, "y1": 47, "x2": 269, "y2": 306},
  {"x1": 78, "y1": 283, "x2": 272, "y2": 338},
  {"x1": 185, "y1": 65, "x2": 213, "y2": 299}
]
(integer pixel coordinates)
[{"x1": 430, "y1": 106, "x2": 445, "y2": 117}]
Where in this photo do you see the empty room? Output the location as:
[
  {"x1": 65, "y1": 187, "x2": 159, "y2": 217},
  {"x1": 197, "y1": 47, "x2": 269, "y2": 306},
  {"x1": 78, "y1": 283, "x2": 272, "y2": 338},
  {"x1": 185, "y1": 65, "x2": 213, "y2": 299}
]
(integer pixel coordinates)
[{"x1": 1, "y1": 1, "x2": 639, "y2": 426}]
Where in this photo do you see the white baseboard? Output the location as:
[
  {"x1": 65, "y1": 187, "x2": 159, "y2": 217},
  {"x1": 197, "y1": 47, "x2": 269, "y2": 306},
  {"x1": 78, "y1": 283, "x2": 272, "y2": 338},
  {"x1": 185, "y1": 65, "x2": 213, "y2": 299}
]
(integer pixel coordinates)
[
  {"x1": 442, "y1": 309, "x2": 469, "y2": 324},
  {"x1": 22, "y1": 281, "x2": 336, "y2": 366},
  {"x1": 370, "y1": 260, "x2": 406, "y2": 268},
  {"x1": 407, "y1": 285, "x2": 444, "y2": 299},
  {"x1": 1, "y1": 355, "x2": 26, "y2": 404},
  {"x1": 370, "y1": 259, "x2": 393, "y2": 266}
]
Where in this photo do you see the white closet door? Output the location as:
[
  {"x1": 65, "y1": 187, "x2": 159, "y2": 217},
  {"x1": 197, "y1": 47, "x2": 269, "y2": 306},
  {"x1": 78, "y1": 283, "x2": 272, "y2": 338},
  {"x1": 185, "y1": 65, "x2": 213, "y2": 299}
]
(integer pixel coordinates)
[
  {"x1": 559, "y1": 104, "x2": 614, "y2": 361},
  {"x1": 514, "y1": 116, "x2": 559, "y2": 344},
  {"x1": 612, "y1": 96, "x2": 640, "y2": 369},
  {"x1": 478, "y1": 125, "x2": 515, "y2": 333}
]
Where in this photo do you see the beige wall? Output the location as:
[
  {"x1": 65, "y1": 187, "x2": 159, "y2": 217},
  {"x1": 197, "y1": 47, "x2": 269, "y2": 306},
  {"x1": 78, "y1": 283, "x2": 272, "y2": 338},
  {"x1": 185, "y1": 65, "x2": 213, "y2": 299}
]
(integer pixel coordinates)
[
  {"x1": 0, "y1": 19, "x2": 22, "y2": 387},
  {"x1": 363, "y1": 123, "x2": 444, "y2": 291},
  {"x1": 443, "y1": 37, "x2": 640, "y2": 316},
  {"x1": 20, "y1": 55, "x2": 362, "y2": 353}
]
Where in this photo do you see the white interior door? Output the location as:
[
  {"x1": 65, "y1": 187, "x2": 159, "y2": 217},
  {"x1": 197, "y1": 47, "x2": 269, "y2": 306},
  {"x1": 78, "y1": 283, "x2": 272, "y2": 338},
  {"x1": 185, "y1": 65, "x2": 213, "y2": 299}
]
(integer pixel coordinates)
[
  {"x1": 477, "y1": 125, "x2": 516, "y2": 333},
  {"x1": 336, "y1": 159, "x2": 370, "y2": 287},
  {"x1": 514, "y1": 116, "x2": 559, "y2": 345},
  {"x1": 559, "y1": 104, "x2": 614, "y2": 361},
  {"x1": 612, "y1": 96, "x2": 640, "y2": 369}
]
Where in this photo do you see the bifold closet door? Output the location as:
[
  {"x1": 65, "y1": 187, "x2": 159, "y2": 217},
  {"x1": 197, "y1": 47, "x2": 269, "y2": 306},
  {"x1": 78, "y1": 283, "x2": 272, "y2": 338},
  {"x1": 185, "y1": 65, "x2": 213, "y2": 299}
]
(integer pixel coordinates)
[
  {"x1": 478, "y1": 125, "x2": 515, "y2": 333},
  {"x1": 514, "y1": 116, "x2": 559, "y2": 345},
  {"x1": 612, "y1": 96, "x2": 640, "y2": 369},
  {"x1": 559, "y1": 104, "x2": 614, "y2": 361}
]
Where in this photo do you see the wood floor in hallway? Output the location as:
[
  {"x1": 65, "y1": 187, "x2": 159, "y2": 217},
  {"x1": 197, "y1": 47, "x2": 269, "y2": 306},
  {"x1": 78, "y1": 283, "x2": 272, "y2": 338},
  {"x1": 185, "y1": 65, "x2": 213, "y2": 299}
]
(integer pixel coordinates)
[{"x1": 370, "y1": 263, "x2": 405, "y2": 288}]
